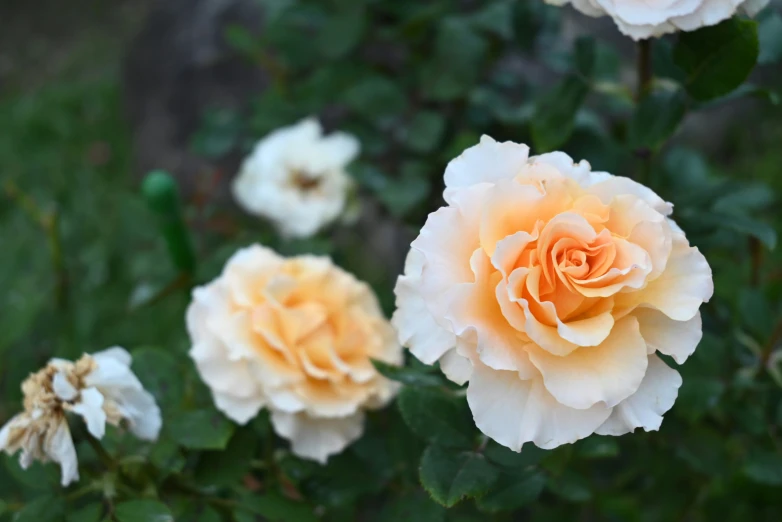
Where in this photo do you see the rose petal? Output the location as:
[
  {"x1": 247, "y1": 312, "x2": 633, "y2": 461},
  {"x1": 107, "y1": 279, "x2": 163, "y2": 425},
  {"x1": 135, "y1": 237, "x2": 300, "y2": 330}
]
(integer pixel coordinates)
[
  {"x1": 596, "y1": 355, "x2": 682, "y2": 436},
  {"x1": 635, "y1": 307, "x2": 703, "y2": 364},
  {"x1": 270, "y1": 410, "x2": 365, "y2": 464},
  {"x1": 444, "y1": 135, "x2": 530, "y2": 191}
]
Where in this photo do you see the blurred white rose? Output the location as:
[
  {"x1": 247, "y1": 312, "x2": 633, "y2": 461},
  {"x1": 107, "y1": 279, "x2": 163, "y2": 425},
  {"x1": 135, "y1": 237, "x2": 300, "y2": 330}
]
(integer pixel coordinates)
[
  {"x1": 232, "y1": 118, "x2": 360, "y2": 238},
  {"x1": 548, "y1": 0, "x2": 769, "y2": 40},
  {"x1": 0, "y1": 348, "x2": 161, "y2": 486},
  {"x1": 187, "y1": 244, "x2": 402, "y2": 463}
]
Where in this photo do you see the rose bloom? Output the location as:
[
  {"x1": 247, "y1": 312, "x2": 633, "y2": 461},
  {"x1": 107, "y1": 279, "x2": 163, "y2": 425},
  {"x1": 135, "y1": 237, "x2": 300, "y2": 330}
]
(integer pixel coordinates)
[
  {"x1": 232, "y1": 118, "x2": 359, "y2": 239},
  {"x1": 547, "y1": 0, "x2": 769, "y2": 40},
  {"x1": 393, "y1": 136, "x2": 713, "y2": 451},
  {"x1": 187, "y1": 245, "x2": 401, "y2": 463},
  {"x1": 0, "y1": 348, "x2": 161, "y2": 486}
]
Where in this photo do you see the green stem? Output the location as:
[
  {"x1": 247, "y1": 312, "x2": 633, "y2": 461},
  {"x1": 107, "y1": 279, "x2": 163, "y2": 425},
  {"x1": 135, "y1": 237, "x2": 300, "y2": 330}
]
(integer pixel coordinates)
[
  {"x1": 635, "y1": 39, "x2": 654, "y2": 185},
  {"x1": 86, "y1": 434, "x2": 116, "y2": 472}
]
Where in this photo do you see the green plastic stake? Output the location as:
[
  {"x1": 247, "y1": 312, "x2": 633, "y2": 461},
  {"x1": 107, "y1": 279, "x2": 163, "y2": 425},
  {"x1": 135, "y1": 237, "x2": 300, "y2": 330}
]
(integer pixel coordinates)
[{"x1": 142, "y1": 170, "x2": 196, "y2": 274}]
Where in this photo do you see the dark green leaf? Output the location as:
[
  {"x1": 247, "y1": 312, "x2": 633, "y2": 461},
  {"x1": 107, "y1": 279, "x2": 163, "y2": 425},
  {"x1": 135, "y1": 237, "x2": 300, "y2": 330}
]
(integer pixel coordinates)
[
  {"x1": 743, "y1": 451, "x2": 782, "y2": 485},
  {"x1": 476, "y1": 469, "x2": 546, "y2": 513},
  {"x1": 318, "y1": 9, "x2": 366, "y2": 59},
  {"x1": 738, "y1": 288, "x2": 774, "y2": 340},
  {"x1": 628, "y1": 88, "x2": 687, "y2": 150},
  {"x1": 401, "y1": 111, "x2": 446, "y2": 153},
  {"x1": 717, "y1": 212, "x2": 777, "y2": 250},
  {"x1": 371, "y1": 359, "x2": 443, "y2": 387},
  {"x1": 242, "y1": 491, "x2": 317, "y2": 522},
  {"x1": 758, "y1": 12, "x2": 782, "y2": 64},
  {"x1": 421, "y1": 17, "x2": 488, "y2": 101},
  {"x1": 676, "y1": 376, "x2": 725, "y2": 422},
  {"x1": 115, "y1": 501, "x2": 173, "y2": 522},
  {"x1": 149, "y1": 438, "x2": 186, "y2": 476},
  {"x1": 398, "y1": 387, "x2": 474, "y2": 448},
  {"x1": 178, "y1": 505, "x2": 221, "y2": 522},
  {"x1": 531, "y1": 75, "x2": 589, "y2": 152},
  {"x1": 673, "y1": 19, "x2": 760, "y2": 101},
  {"x1": 66, "y1": 504, "x2": 103, "y2": 522},
  {"x1": 577, "y1": 436, "x2": 620, "y2": 459},
  {"x1": 469, "y1": 0, "x2": 514, "y2": 40},
  {"x1": 13, "y1": 497, "x2": 65, "y2": 522},
  {"x1": 419, "y1": 446, "x2": 500, "y2": 507},
  {"x1": 344, "y1": 76, "x2": 407, "y2": 121},
  {"x1": 131, "y1": 348, "x2": 184, "y2": 412},
  {"x1": 3, "y1": 454, "x2": 59, "y2": 491},
  {"x1": 484, "y1": 440, "x2": 546, "y2": 468},
  {"x1": 168, "y1": 409, "x2": 235, "y2": 450},
  {"x1": 377, "y1": 489, "x2": 446, "y2": 522},
  {"x1": 547, "y1": 471, "x2": 592, "y2": 502},
  {"x1": 195, "y1": 426, "x2": 258, "y2": 487}
]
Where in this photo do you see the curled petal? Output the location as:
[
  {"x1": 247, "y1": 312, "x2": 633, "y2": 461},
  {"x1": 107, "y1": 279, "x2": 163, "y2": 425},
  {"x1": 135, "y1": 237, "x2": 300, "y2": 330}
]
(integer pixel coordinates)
[
  {"x1": 635, "y1": 308, "x2": 702, "y2": 364},
  {"x1": 70, "y1": 388, "x2": 107, "y2": 439},
  {"x1": 467, "y1": 360, "x2": 611, "y2": 451},
  {"x1": 444, "y1": 135, "x2": 530, "y2": 192},
  {"x1": 596, "y1": 355, "x2": 682, "y2": 436}
]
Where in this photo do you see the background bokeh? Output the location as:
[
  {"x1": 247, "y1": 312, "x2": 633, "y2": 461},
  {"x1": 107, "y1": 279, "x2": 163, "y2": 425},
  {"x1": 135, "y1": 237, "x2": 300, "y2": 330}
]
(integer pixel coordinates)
[{"x1": 2, "y1": 0, "x2": 782, "y2": 520}]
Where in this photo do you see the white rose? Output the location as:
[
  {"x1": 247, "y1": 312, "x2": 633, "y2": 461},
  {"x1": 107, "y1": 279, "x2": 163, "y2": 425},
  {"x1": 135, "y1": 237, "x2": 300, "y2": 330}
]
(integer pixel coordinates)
[
  {"x1": 186, "y1": 245, "x2": 402, "y2": 463},
  {"x1": 0, "y1": 348, "x2": 161, "y2": 486},
  {"x1": 232, "y1": 118, "x2": 360, "y2": 238},
  {"x1": 548, "y1": 0, "x2": 769, "y2": 39}
]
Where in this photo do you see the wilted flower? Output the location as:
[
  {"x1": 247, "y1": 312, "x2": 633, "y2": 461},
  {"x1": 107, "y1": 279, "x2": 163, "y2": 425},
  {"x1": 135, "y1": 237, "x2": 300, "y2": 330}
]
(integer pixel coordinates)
[
  {"x1": 393, "y1": 136, "x2": 713, "y2": 451},
  {"x1": 0, "y1": 348, "x2": 161, "y2": 486},
  {"x1": 232, "y1": 118, "x2": 359, "y2": 239},
  {"x1": 547, "y1": 0, "x2": 768, "y2": 40},
  {"x1": 187, "y1": 245, "x2": 401, "y2": 463}
]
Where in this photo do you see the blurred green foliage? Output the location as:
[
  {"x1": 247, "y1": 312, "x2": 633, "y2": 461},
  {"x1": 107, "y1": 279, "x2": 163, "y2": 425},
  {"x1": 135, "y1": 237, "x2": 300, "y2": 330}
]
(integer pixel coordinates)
[{"x1": 2, "y1": 0, "x2": 782, "y2": 521}]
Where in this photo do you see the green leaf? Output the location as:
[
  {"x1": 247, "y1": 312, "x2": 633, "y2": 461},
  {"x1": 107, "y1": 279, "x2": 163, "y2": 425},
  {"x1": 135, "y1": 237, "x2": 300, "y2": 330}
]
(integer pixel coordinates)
[
  {"x1": 131, "y1": 348, "x2": 184, "y2": 412},
  {"x1": 531, "y1": 75, "x2": 590, "y2": 152},
  {"x1": 401, "y1": 111, "x2": 446, "y2": 154},
  {"x1": 476, "y1": 469, "x2": 546, "y2": 513},
  {"x1": 371, "y1": 359, "x2": 443, "y2": 387},
  {"x1": 149, "y1": 438, "x2": 186, "y2": 477},
  {"x1": 377, "y1": 489, "x2": 446, "y2": 522},
  {"x1": 419, "y1": 446, "x2": 500, "y2": 507},
  {"x1": 66, "y1": 504, "x2": 103, "y2": 522},
  {"x1": 398, "y1": 387, "x2": 474, "y2": 448},
  {"x1": 716, "y1": 212, "x2": 777, "y2": 250},
  {"x1": 168, "y1": 409, "x2": 235, "y2": 450},
  {"x1": 242, "y1": 491, "x2": 317, "y2": 522},
  {"x1": 115, "y1": 501, "x2": 173, "y2": 522},
  {"x1": 141, "y1": 171, "x2": 196, "y2": 273},
  {"x1": 547, "y1": 471, "x2": 592, "y2": 502},
  {"x1": 421, "y1": 17, "x2": 488, "y2": 101},
  {"x1": 484, "y1": 440, "x2": 546, "y2": 468},
  {"x1": 574, "y1": 37, "x2": 596, "y2": 78},
  {"x1": 344, "y1": 76, "x2": 407, "y2": 121},
  {"x1": 738, "y1": 288, "x2": 774, "y2": 340},
  {"x1": 673, "y1": 19, "x2": 760, "y2": 101},
  {"x1": 758, "y1": 11, "x2": 782, "y2": 64},
  {"x1": 628, "y1": 88, "x2": 687, "y2": 150},
  {"x1": 744, "y1": 451, "x2": 782, "y2": 485},
  {"x1": 577, "y1": 436, "x2": 620, "y2": 459},
  {"x1": 178, "y1": 505, "x2": 221, "y2": 522},
  {"x1": 195, "y1": 426, "x2": 258, "y2": 487},
  {"x1": 676, "y1": 376, "x2": 725, "y2": 422},
  {"x1": 318, "y1": 8, "x2": 366, "y2": 59},
  {"x1": 3, "y1": 454, "x2": 59, "y2": 491},
  {"x1": 469, "y1": 0, "x2": 514, "y2": 40},
  {"x1": 12, "y1": 497, "x2": 65, "y2": 522}
]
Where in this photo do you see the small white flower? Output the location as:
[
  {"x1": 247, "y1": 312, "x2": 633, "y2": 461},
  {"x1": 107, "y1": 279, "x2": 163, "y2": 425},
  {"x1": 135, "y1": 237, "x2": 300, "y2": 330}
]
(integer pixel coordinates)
[
  {"x1": 232, "y1": 118, "x2": 360, "y2": 238},
  {"x1": 548, "y1": 0, "x2": 769, "y2": 40},
  {"x1": 0, "y1": 347, "x2": 161, "y2": 486}
]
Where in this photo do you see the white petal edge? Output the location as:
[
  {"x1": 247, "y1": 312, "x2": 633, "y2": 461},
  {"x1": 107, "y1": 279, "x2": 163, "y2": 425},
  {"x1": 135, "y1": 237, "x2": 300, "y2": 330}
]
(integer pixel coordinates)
[
  {"x1": 270, "y1": 410, "x2": 365, "y2": 464},
  {"x1": 635, "y1": 308, "x2": 703, "y2": 364}
]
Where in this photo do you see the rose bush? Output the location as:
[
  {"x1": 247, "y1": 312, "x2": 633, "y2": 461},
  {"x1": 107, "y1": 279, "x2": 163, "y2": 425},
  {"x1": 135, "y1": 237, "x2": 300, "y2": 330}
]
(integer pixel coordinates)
[
  {"x1": 548, "y1": 0, "x2": 769, "y2": 39},
  {"x1": 187, "y1": 244, "x2": 401, "y2": 462},
  {"x1": 394, "y1": 136, "x2": 713, "y2": 451}
]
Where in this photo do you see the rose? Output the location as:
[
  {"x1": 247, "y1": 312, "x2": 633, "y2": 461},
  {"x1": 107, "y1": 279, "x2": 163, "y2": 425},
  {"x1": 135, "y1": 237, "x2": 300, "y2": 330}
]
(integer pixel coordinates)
[
  {"x1": 231, "y1": 118, "x2": 359, "y2": 238},
  {"x1": 392, "y1": 136, "x2": 713, "y2": 451},
  {"x1": 0, "y1": 348, "x2": 161, "y2": 486},
  {"x1": 547, "y1": 0, "x2": 769, "y2": 40},
  {"x1": 187, "y1": 245, "x2": 402, "y2": 462}
]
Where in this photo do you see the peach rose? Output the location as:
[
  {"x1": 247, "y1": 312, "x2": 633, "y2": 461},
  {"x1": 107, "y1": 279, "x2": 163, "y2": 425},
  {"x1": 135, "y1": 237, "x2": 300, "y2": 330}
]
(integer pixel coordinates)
[
  {"x1": 392, "y1": 136, "x2": 713, "y2": 451},
  {"x1": 187, "y1": 245, "x2": 401, "y2": 462}
]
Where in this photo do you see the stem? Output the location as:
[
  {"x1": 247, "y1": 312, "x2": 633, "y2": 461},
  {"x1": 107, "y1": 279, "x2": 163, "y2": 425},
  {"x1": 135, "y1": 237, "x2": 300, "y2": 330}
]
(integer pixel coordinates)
[
  {"x1": 635, "y1": 39, "x2": 654, "y2": 185},
  {"x1": 636, "y1": 39, "x2": 653, "y2": 101},
  {"x1": 86, "y1": 434, "x2": 116, "y2": 472},
  {"x1": 4, "y1": 180, "x2": 69, "y2": 308},
  {"x1": 749, "y1": 236, "x2": 762, "y2": 287}
]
